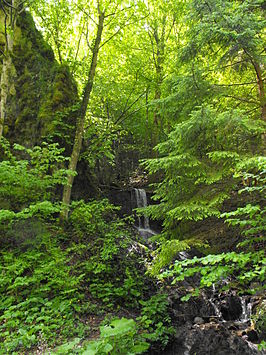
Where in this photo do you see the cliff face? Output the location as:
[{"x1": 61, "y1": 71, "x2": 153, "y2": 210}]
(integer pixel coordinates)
[{"x1": 0, "y1": 10, "x2": 78, "y2": 150}]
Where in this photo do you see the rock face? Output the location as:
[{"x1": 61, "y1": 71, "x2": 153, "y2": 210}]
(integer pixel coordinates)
[
  {"x1": 167, "y1": 324, "x2": 262, "y2": 355},
  {"x1": 162, "y1": 291, "x2": 264, "y2": 355},
  {"x1": 0, "y1": 10, "x2": 78, "y2": 149}
]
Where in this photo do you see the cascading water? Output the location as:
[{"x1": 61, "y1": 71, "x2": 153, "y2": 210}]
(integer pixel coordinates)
[
  {"x1": 134, "y1": 188, "x2": 149, "y2": 229},
  {"x1": 240, "y1": 297, "x2": 253, "y2": 323},
  {"x1": 133, "y1": 188, "x2": 155, "y2": 238}
]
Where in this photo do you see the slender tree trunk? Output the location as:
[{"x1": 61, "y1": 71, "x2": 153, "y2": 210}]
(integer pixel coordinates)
[
  {"x1": 152, "y1": 18, "x2": 166, "y2": 148},
  {"x1": 253, "y1": 62, "x2": 266, "y2": 121},
  {"x1": 60, "y1": 10, "x2": 105, "y2": 221}
]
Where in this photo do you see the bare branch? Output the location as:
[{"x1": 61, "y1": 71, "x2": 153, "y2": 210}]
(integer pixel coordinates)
[
  {"x1": 105, "y1": 4, "x2": 133, "y2": 18},
  {"x1": 71, "y1": 20, "x2": 86, "y2": 75},
  {"x1": 115, "y1": 92, "x2": 145, "y2": 124},
  {"x1": 85, "y1": 22, "x2": 93, "y2": 51},
  {"x1": 117, "y1": 105, "x2": 144, "y2": 125},
  {"x1": 74, "y1": 2, "x2": 98, "y2": 26},
  {"x1": 99, "y1": 13, "x2": 142, "y2": 49},
  {"x1": 99, "y1": 26, "x2": 121, "y2": 48}
]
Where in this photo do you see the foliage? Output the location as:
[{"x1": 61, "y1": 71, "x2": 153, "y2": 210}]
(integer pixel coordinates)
[
  {"x1": 52, "y1": 318, "x2": 150, "y2": 354},
  {"x1": 173, "y1": 0, "x2": 266, "y2": 121},
  {"x1": 69, "y1": 199, "x2": 120, "y2": 238},
  {"x1": 0, "y1": 233, "x2": 88, "y2": 353},
  {"x1": 258, "y1": 341, "x2": 266, "y2": 351},
  {"x1": 149, "y1": 239, "x2": 190, "y2": 275},
  {"x1": 142, "y1": 106, "x2": 264, "y2": 233},
  {"x1": 0, "y1": 194, "x2": 152, "y2": 352},
  {"x1": 159, "y1": 156, "x2": 265, "y2": 297},
  {"x1": 1, "y1": 0, "x2": 266, "y2": 352},
  {"x1": 0, "y1": 140, "x2": 70, "y2": 202},
  {"x1": 0, "y1": 192, "x2": 151, "y2": 353},
  {"x1": 161, "y1": 251, "x2": 265, "y2": 297},
  {"x1": 68, "y1": 199, "x2": 150, "y2": 308},
  {"x1": 0, "y1": 140, "x2": 71, "y2": 230},
  {"x1": 83, "y1": 318, "x2": 149, "y2": 354},
  {"x1": 81, "y1": 119, "x2": 119, "y2": 168},
  {"x1": 137, "y1": 294, "x2": 174, "y2": 348},
  {"x1": 0, "y1": 138, "x2": 151, "y2": 352}
]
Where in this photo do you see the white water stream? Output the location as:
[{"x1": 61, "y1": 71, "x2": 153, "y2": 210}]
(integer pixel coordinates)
[
  {"x1": 134, "y1": 188, "x2": 156, "y2": 238},
  {"x1": 240, "y1": 297, "x2": 253, "y2": 323}
]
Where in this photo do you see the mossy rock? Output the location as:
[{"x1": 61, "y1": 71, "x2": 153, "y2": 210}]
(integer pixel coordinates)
[
  {"x1": 0, "y1": 10, "x2": 79, "y2": 149},
  {"x1": 253, "y1": 300, "x2": 266, "y2": 340}
]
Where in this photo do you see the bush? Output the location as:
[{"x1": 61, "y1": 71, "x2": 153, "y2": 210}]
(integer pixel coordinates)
[{"x1": 0, "y1": 233, "x2": 88, "y2": 353}]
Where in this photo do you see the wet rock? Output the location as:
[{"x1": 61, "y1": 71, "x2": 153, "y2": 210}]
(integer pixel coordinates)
[
  {"x1": 164, "y1": 324, "x2": 262, "y2": 355},
  {"x1": 194, "y1": 317, "x2": 204, "y2": 325},
  {"x1": 221, "y1": 296, "x2": 243, "y2": 321},
  {"x1": 163, "y1": 288, "x2": 264, "y2": 355},
  {"x1": 246, "y1": 329, "x2": 259, "y2": 342}
]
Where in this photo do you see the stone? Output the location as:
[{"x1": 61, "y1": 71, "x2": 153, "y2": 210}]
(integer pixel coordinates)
[
  {"x1": 194, "y1": 317, "x2": 204, "y2": 325},
  {"x1": 220, "y1": 296, "x2": 243, "y2": 321},
  {"x1": 247, "y1": 329, "x2": 259, "y2": 342}
]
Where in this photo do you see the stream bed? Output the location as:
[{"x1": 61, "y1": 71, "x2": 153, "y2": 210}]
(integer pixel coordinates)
[{"x1": 111, "y1": 187, "x2": 265, "y2": 354}]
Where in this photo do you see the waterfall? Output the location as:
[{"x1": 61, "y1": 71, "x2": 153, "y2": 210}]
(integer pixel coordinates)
[
  {"x1": 202, "y1": 287, "x2": 224, "y2": 321},
  {"x1": 240, "y1": 297, "x2": 252, "y2": 323},
  {"x1": 134, "y1": 188, "x2": 150, "y2": 229},
  {"x1": 134, "y1": 188, "x2": 155, "y2": 238}
]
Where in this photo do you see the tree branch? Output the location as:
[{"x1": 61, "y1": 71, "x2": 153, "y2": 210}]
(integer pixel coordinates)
[
  {"x1": 99, "y1": 14, "x2": 138, "y2": 49},
  {"x1": 74, "y1": 3, "x2": 98, "y2": 26},
  {"x1": 105, "y1": 4, "x2": 133, "y2": 18},
  {"x1": 212, "y1": 81, "x2": 259, "y2": 87},
  {"x1": 71, "y1": 20, "x2": 86, "y2": 75},
  {"x1": 115, "y1": 92, "x2": 145, "y2": 124},
  {"x1": 222, "y1": 94, "x2": 259, "y2": 105}
]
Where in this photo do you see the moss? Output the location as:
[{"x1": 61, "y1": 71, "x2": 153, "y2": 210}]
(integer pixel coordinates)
[
  {"x1": 253, "y1": 300, "x2": 266, "y2": 340},
  {"x1": 37, "y1": 64, "x2": 78, "y2": 146},
  {"x1": 0, "y1": 33, "x2": 5, "y2": 46},
  {"x1": 1, "y1": 10, "x2": 79, "y2": 148}
]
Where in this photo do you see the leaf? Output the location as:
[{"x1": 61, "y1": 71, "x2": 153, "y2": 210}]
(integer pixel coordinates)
[
  {"x1": 131, "y1": 342, "x2": 150, "y2": 354},
  {"x1": 82, "y1": 341, "x2": 99, "y2": 355},
  {"x1": 100, "y1": 318, "x2": 135, "y2": 337}
]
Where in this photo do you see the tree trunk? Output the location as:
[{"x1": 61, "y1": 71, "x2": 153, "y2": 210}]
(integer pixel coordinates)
[
  {"x1": 60, "y1": 10, "x2": 105, "y2": 221},
  {"x1": 253, "y1": 62, "x2": 266, "y2": 121},
  {"x1": 152, "y1": 18, "x2": 166, "y2": 148}
]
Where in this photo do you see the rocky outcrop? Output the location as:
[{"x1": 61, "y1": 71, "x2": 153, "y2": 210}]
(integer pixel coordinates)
[
  {"x1": 167, "y1": 323, "x2": 262, "y2": 355},
  {"x1": 0, "y1": 10, "x2": 78, "y2": 150},
  {"x1": 162, "y1": 290, "x2": 264, "y2": 355}
]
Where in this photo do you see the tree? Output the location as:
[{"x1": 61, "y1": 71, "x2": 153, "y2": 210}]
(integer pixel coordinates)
[
  {"x1": 128, "y1": 0, "x2": 182, "y2": 145},
  {"x1": 183, "y1": 0, "x2": 265, "y2": 120},
  {"x1": 60, "y1": 0, "x2": 137, "y2": 220},
  {"x1": 145, "y1": 1, "x2": 175, "y2": 134},
  {"x1": 60, "y1": 2, "x2": 103, "y2": 220},
  {"x1": 140, "y1": 0, "x2": 266, "y2": 284}
]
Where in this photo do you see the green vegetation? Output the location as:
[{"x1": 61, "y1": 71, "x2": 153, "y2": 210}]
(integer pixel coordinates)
[{"x1": 0, "y1": 0, "x2": 265, "y2": 353}]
